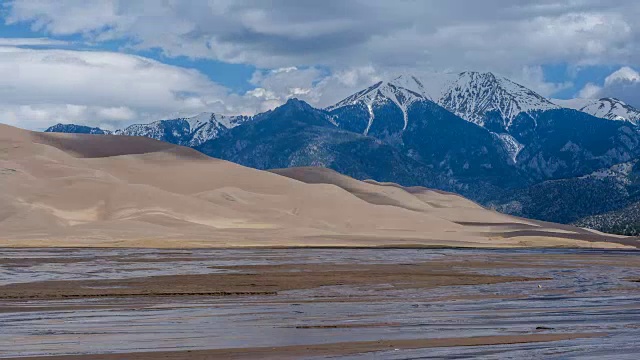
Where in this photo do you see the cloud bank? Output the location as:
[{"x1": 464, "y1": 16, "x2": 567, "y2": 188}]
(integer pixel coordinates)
[{"x1": 2, "y1": 0, "x2": 640, "y2": 128}]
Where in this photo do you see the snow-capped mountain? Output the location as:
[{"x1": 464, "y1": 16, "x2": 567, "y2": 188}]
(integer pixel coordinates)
[
  {"x1": 553, "y1": 98, "x2": 640, "y2": 125},
  {"x1": 200, "y1": 98, "x2": 516, "y2": 201},
  {"x1": 438, "y1": 72, "x2": 559, "y2": 129},
  {"x1": 326, "y1": 76, "x2": 430, "y2": 134},
  {"x1": 328, "y1": 71, "x2": 561, "y2": 133},
  {"x1": 326, "y1": 72, "x2": 561, "y2": 162},
  {"x1": 115, "y1": 112, "x2": 251, "y2": 147}
]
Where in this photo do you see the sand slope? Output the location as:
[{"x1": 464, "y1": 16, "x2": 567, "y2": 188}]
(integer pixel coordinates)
[{"x1": 0, "y1": 124, "x2": 635, "y2": 248}]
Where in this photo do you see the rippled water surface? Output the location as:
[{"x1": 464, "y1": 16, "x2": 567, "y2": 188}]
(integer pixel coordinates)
[{"x1": 0, "y1": 248, "x2": 639, "y2": 359}]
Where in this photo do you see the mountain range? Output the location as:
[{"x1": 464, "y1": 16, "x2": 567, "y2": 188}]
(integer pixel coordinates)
[{"x1": 45, "y1": 71, "x2": 640, "y2": 235}]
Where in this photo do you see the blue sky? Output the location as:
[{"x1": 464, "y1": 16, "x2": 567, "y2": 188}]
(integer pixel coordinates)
[{"x1": 1, "y1": 0, "x2": 640, "y2": 130}]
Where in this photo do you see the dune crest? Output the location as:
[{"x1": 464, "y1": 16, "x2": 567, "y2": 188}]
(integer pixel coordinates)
[{"x1": 0, "y1": 124, "x2": 635, "y2": 249}]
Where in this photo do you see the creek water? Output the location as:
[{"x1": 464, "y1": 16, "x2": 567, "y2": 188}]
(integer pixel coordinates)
[{"x1": 0, "y1": 248, "x2": 638, "y2": 359}]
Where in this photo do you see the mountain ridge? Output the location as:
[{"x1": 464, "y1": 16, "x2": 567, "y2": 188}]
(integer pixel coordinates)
[
  {"x1": 554, "y1": 97, "x2": 640, "y2": 125},
  {"x1": 41, "y1": 71, "x2": 640, "y2": 234}
]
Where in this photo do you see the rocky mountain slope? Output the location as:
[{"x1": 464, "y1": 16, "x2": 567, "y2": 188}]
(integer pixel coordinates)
[
  {"x1": 489, "y1": 161, "x2": 640, "y2": 223},
  {"x1": 197, "y1": 99, "x2": 467, "y2": 195},
  {"x1": 325, "y1": 73, "x2": 640, "y2": 183},
  {"x1": 45, "y1": 123, "x2": 112, "y2": 135},
  {"x1": 574, "y1": 201, "x2": 640, "y2": 236}
]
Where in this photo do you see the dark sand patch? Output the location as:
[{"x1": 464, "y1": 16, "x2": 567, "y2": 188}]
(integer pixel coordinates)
[
  {"x1": 0, "y1": 262, "x2": 546, "y2": 300},
  {"x1": 8, "y1": 333, "x2": 604, "y2": 360}
]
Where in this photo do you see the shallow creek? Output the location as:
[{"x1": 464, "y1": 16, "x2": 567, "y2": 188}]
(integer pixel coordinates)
[{"x1": 0, "y1": 248, "x2": 639, "y2": 359}]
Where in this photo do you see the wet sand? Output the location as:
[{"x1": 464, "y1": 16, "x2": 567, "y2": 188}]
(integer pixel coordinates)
[
  {"x1": 0, "y1": 262, "x2": 545, "y2": 301},
  {"x1": 10, "y1": 334, "x2": 604, "y2": 360},
  {"x1": 0, "y1": 248, "x2": 639, "y2": 359}
]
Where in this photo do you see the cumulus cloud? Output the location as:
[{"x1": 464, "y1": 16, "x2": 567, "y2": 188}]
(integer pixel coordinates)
[
  {"x1": 3, "y1": 1, "x2": 640, "y2": 127},
  {"x1": 0, "y1": 42, "x2": 384, "y2": 130},
  {"x1": 0, "y1": 37, "x2": 69, "y2": 46},
  {"x1": 245, "y1": 65, "x2": 384, "y2": 111},
  {"x1": 0, "y1": 46, "x2": 269, "y2": 129},
  {"x1": 517, "y1": 66, "x2": 573, "y2": 97},
  {"x1": 0, "y1": 45, "x2": 379, "y2": 130},
  {"x1": 604, "y1": 66, "x2": 640, "y2": 85},
  {"x1": 577, "y1": 67, "x2": 640, "y2": 107},
  {"x1": 5, "y1": 0, "x2": 640, "y2": 73},
  {"x1": 577, "y1": 83, "x2": 603, "y2": 99}
]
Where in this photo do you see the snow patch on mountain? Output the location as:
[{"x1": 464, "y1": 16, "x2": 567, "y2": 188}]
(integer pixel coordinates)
[
  {"x1": 438, "y1": 72, "x2": 559, "y2": 128},
  {"x1": 185, "y1": 113, "x2": 251, "y2": 146},
  {"x1": 387, "y1": 74, "x2": 432, "y2": 101},
  {"x1": 494, "y1": 133, "x2": 524, "y2": 163},
  {"x1": 554, "y1": 98, "x2": 640, "y2": 125},
  {"x1": 113, "y1": 112, "x2": 251, "y2": 146},
  {"x1": 114, "y1": 121, "x2": 173, "y2": 139},
  {"x1": 364, "y1": 100, "x2": 375, "y2": 135},
  {"x1": 328, "y1": 71, "x2": 560, "y2": 132},
  {"x1": 327, "y1": 78, "x2": 429, "y2": 134},
  {"x1": 328, "y1": 79, "x2": 426, "y2": 112}
]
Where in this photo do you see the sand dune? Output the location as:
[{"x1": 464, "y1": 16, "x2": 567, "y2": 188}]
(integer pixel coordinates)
[{"x1": 0, "y1": 124, "x2": 635, "y2": 248}]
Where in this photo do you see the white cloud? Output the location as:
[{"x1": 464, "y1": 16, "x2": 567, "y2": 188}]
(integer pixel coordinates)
[
  {"x1": 0, "y1": 37, "x2": 68, "y2": 46},
  {"x1": 576, "y1": 67, "x2": 640, "y2": 107},
  {"x1": 0, "y1": 45, "x2": 379, "y2": 130},
  {"x1": 0, "y1": 43, "x2": 574, "y2": 132},
  {"x1": 578, "y1": 83, "x2": 602, "y2": 99},
  {"x1": 517, "y1": 65, "x2": 573, "y2": 97},
  {"x1": 604, "y1": 66, "x2": 640, "y2": 86},
  {"x1": 244, "y1": 65, "x2": 384, "y2": 110},
  {"x1": 0, "y1": 104, "x2": 136, "y2": 131},
  {"x1": 5, "y1": 0, "x2": 640, "y2": 74},
  {"x1": 0, "y1": 46, "x2": 277, "y2": 129},
  {"x1": 4, "y1": 1, "x2": 640, "y2": 126}
]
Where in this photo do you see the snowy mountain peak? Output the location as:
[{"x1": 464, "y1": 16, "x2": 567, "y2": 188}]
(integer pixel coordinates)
[
  {"x1": 327, "y1": 77, "x2": 428, "y2": 110},
  {"x1": 438, "y1": 71, "x2": 559, "y2": 128},
  {"x1": 389, "y1": 74, "x2": 432, "y2": 100},
  {"x1": 552, "y1": 97, "x2": 640, "y2": 124},
  {"x1": 580, "y1": 98, "x2": 640, "y2": 124},
  {"x1": 185, "y1": 112, "x2": 214, "y2": 130},
  {"x1": 326, "y1": 76, "x2": 431, "y2": 133},
  {"x1": 326, "y1": 71, "x2": 563, "y2": 134},
  {"x1": 110, "y1": 112, "x2": 251, "y2": 147}
]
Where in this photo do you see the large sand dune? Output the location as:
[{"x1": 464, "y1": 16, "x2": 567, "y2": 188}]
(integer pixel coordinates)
[{"x1": 0, "y1": 124, "x2": 635, "y2": 248}]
